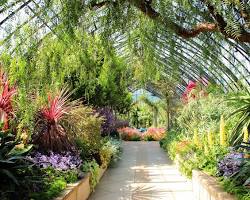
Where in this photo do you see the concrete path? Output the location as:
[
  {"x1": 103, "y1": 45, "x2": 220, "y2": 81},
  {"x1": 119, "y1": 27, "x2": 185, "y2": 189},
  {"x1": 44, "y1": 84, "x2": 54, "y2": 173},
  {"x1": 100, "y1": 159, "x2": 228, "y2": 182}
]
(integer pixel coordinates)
[{"x1": 89, "y1": 141, "x2": 194, "y2": 200}]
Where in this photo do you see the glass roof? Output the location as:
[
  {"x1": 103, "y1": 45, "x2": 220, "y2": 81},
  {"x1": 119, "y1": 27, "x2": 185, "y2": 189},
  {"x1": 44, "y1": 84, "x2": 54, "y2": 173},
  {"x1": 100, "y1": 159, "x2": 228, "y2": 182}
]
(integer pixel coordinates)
[{"x1": 0, "y1": 0, "x2": 249, "y2": 95}]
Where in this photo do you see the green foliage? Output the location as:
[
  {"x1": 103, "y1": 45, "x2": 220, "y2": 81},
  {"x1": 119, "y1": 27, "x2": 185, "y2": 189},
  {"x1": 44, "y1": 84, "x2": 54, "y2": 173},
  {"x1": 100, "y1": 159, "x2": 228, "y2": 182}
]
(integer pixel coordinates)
[
  {"x1": 43, "y1": 167, "x2": 79, "y2": 184},
  {"x1": 100, "y1": 138, "x2": 122, "y2": 168},
  {"x1": 176, "y1": 91, "x2": 238, "y2": 145},
  {"x1": 68, "y1": 106, "x2": 103, "y2": 163},
  {"x1": 0, "y1": 32, "x2": 132, "y2": 137},
  {"x1": 130, "y1": 134, "x2": 142, "y2": 141},
  {"x1": 0, "y1": 130, "x2": 33, "y2": 187},
  {"x1": 45, "y1": 178, "x2": 67, "y2": 199},
  {"x1": 228, "y1": 93, "x2": 250, "y2": 145},
  {"x1": 160, "y1": 88, "x2": 250, "y2": 199},
  {"x1": 82, "y1": 160, "x2": 100, "y2": 191},
  {"x1": 144, "y1": 135, "x2": 155, "y2": 141},
  {"x1": 219, "y1": 178, "x2": 250, "y2": 200},
  {"x1": 161, "y1": 128, "x2": 228, "y2": 178},
  {"x1": 230, "y1": 159, "x2": 250, "y2": 187},
  {"x1": 29, "y1": 167, "x2": 80, "y2": 200}
]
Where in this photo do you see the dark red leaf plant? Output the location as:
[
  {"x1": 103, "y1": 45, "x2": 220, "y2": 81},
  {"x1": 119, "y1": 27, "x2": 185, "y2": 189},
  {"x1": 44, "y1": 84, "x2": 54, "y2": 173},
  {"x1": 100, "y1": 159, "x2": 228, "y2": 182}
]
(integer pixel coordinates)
[{"x1": 32, "y1": 86, "x2": 80, "y2": 152}]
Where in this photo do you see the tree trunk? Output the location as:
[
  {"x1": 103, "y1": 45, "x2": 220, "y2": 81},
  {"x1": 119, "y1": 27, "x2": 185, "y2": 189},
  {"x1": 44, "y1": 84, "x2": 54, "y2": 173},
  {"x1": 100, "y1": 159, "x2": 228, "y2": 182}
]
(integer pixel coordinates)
[{"x1": 166, "y1": 98, "x2": 171, "y2": 131}]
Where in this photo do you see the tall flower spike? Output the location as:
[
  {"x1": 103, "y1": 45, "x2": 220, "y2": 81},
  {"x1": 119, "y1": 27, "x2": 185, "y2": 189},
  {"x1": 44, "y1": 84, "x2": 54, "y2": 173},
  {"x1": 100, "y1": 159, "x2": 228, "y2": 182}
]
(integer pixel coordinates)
[
  {"x1": 243, "y1": 126, "x2": 249, "y2": 143},
  {"x1": 220, "y1": 115, "x2": 227, "y2": 147},
  {"x1": 207, "y1": 130, "x2": 214, "y2": 147},
  {"x1": 193, "y1": 129, "x2": 199, "y2": 147}
]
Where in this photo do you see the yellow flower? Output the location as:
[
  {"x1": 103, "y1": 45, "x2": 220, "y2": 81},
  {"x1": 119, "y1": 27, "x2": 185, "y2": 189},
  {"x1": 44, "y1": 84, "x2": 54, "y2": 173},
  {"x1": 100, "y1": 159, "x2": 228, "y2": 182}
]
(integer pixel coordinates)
[
  {"x1": 193, "y1": 129, "x2": 199, "y2": 147},
  {"x1": 15, "y1": 143, "x2": 25, "y2": 149},
  {"x1": 243, "y1": 126, "x2": 249, "y2": 143},
  {"x1": 21, "y1": 131, "x2": 28, "y2": 141},
  {"x1": 220, "y1": 115, "x2": 227, "y2": 147},
  {"x1": 204, "y1": 144, "x2": 209, "y2": 155},
  {"x1": 207, "y1": 130, "x2": 214, "y2": 147}
]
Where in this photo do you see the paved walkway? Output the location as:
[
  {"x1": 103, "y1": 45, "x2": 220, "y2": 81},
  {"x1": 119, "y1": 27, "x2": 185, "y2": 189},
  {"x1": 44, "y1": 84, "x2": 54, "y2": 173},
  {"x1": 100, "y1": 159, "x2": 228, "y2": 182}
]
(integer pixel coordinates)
[{"x1": 89, "y1": 141, "x2": 194, "y2": 200}]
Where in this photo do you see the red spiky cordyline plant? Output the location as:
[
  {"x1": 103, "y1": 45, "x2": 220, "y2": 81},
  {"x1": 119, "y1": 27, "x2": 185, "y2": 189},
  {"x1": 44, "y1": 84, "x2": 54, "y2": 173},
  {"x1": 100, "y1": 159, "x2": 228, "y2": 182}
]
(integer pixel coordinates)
[
  {"x1": 0, "y1": 70, "x2": 17, "y2": 131},
  {"x1": 33, "y1": 87, "x2": 80, "y2": 152}
]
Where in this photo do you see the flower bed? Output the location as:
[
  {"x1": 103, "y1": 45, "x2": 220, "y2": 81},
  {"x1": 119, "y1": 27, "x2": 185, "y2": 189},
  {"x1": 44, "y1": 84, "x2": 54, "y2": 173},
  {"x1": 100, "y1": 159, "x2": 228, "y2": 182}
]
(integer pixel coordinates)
[
  {"x1": 160, "y1": 86, "x2": 250, "y2": 200},
  {"x1": 0, "y1": 71, "x2": 123, "y2": 199},
  {"x1": 118, "y1": 127, "x2": 165, "y2": 141}
]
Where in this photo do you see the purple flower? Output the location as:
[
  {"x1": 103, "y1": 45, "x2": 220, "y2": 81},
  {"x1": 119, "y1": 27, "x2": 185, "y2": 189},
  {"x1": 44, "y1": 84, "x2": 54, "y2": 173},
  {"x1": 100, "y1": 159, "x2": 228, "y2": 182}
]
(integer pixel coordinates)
[
  {"x1": 95, "y1": 107, "x2": 116, "y2": 135},
  {"x1": 218, "y1": 152, "x2": 244, "y2": 177},
  {"x1": 95, "y1": 107, "x2": 129, "y2": 136},
  {"x1": 28, "y1": 151, "x2": 82, "y2": 170}
]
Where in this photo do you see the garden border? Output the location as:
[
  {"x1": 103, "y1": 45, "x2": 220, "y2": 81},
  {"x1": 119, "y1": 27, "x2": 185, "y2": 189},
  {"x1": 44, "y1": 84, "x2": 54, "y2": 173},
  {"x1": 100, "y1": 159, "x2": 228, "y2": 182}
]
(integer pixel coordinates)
[
  {"x1": 55, "y1": 167, "x2": 107, "y2": 200},
  {"x1": 174, "y1": 154, "x2": 236, "y2": 200},
  {"x1": 192, "y1": 170, "x2": 236, "y2": 200}
]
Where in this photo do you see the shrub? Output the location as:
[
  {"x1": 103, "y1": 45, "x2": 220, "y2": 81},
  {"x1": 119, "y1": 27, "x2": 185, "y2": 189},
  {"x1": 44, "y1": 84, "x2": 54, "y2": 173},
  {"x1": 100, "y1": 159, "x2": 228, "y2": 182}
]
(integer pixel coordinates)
[
  {"x1": 118, "y1": 127, "x2": 141, "y2": 141},
  {"x1": 66, "y1": 105, "x2": 103, "y2": 164},
  {"x1": 32, "y1": 87, "x2": 80, "y2": 152},
  {"x1": 95, "y1": 107, "x2": 116, "y2": 136},
  {"x1": 100, "y1": 139, "x2": 121, "y2": 168},
  {"x1": 142, "y1": 127, "x2": 165, "y2": 141},
  {"x1": 115, "y1": 119, "x2": 129, "y2": 129}
]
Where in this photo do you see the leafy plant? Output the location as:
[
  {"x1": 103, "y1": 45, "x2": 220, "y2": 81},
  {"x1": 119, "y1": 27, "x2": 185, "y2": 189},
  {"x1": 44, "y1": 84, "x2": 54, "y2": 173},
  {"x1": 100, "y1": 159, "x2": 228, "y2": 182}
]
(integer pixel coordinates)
[
  {"x1": 29, "y1": 166, "x2": 83, "y2": 200},
  {"x1": 82, "y1": 160, "x2": 100, "y2": 191},
  {"x1": 0, "y1": 69, "x2": 17, "y2": 130},
  {"x1": 100, "y1": 138, "x2": 122, "y2": 168},
  {"x1": 220, "y1": 177, "x2": 250, "y2": 200},
  {"x1": 66, "y1": 105, "x2": 103, "y2": 164},
  {"x1": 45, "y1": 178, "x2": 67, "y2": 199},
  {"x1": 32, "y1": 87, "x2": 80, "y2": 152},
  {"x1": 0, "y1": 130, "x2": 33, "y2": 198},
  {"x1": 228, "y1": 94, "x2": 250, "y2": 145},
  {"x1": 95, "y1": 107, "x2": 116, "y2": 136},
  {"x1": 218, "y1": 152, "x2": 244, "y2": 177}
]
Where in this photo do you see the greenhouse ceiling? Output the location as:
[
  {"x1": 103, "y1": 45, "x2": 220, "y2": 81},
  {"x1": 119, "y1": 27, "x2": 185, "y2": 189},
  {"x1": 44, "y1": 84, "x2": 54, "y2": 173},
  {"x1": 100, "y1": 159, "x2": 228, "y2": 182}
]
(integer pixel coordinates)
[{"x1": 0, "y1": 0, "x2": 250, "y2": 94}]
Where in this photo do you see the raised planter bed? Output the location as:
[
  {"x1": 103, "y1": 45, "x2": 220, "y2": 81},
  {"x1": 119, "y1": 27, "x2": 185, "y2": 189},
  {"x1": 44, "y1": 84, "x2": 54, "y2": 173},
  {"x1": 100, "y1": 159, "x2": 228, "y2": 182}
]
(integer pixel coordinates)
[
  {"x1": 192, "y1": 170, "x2": 236, "y2": 200},
  {"x1": 55, "y1": 167, "x2": 107, "y2": 200}
]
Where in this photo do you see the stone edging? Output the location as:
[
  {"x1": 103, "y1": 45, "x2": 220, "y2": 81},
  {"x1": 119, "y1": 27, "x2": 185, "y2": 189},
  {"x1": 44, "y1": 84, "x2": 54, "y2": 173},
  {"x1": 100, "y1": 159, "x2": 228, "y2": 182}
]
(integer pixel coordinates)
[
  {"x1": 55, "y1": 167, "x2": 107, "y2": 200},
  {"x1": 192, "y1": 170, "x2": 236, "y2": 200}
]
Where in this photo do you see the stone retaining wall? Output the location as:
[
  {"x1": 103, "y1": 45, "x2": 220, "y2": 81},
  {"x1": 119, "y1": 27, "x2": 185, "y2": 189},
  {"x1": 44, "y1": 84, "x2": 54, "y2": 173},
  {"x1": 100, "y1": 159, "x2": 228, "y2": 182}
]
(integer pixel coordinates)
[
  {"x1": 55, "y1": 167, "x2": 106, "y2": 200},
  {"x1": 192, "y1": 170, "x2": 236, "y2": 200}
]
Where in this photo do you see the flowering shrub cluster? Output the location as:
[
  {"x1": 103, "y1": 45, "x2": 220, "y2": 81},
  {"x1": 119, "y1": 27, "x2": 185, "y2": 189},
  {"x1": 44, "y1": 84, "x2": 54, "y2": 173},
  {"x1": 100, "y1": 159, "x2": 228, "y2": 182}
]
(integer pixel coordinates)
[
  {"x1": 142, "y1": 128, "x2": 165, "y2": 141},
  {"x1": 118, "y1": 127, "x2": 165, "y2": 141},
  {"x1": 182, "y1": 79, "x2": 208, "y2": 103},
  {"x1": 28, "y1": 151, "x2": 82, "y2": 170},
  {"x1": 218, "y1": 152, "x2": 244, "y2": 177},
  {"x1": 118, "y1": 127, "x2": 141, "y2": 141},
  {"x1": 174, "y1": 140, "x2": 192, "y2": 155}
]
